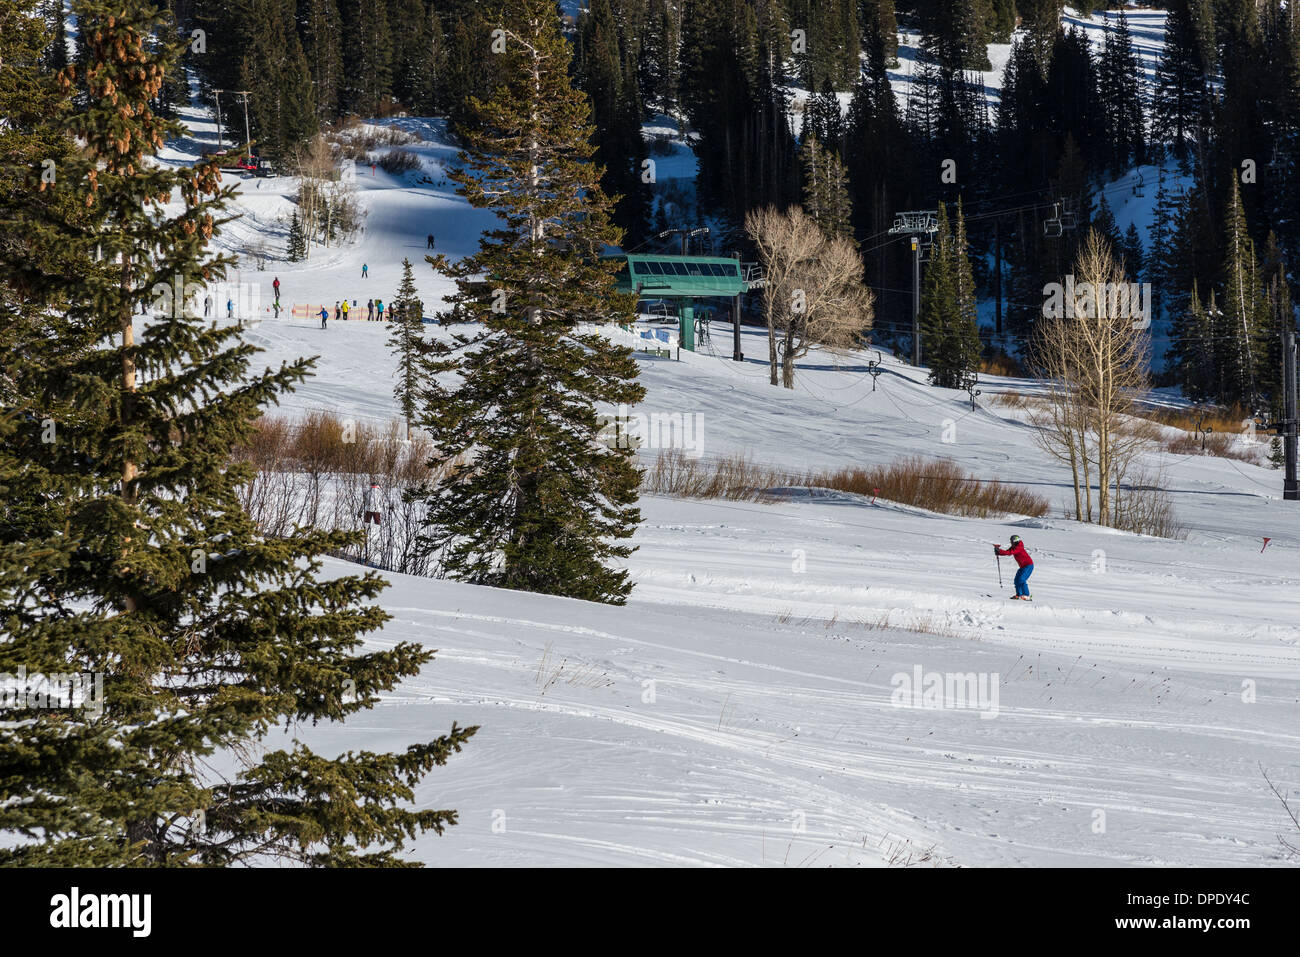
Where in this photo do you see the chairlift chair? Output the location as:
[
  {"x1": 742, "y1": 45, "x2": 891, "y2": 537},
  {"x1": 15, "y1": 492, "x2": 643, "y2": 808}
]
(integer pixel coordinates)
[
  {"x1": 1044, "y1": 203, "x2": 1063, "y2": 238},
  {"x1": 1060, "y1": 202, "x2": 1078, "y2": 230}
]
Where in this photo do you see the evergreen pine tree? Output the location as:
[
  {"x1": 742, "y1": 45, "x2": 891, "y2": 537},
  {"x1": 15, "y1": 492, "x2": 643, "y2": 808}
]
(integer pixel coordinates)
[
  {"x1": 1259, "y1": 231, "x2": 1291, "y2": 417},
  {"x1": 1219, "y1": 178, "x2": 1271, "y2": 408},
  {"x1": 805, "y1": 79, "x2": 845, "y2": 154},
  {"x1": 575, "y1": 0, "x2": 652, "y2": 247},
  {"x1": 681, "y1": 0, "x2": 799, "y2": 228},
  {"x1": 1099, "y1": 10, "x2": 1146, "y2": 172},
  {"x1": 845, "y1": 38, "x2": 913, "y2": 330},
  {"x1": 240, "y1": 0, "x2": 317, "y2": 162},
  {"x1": 990, "y1": 0, "x2": 1016, "y2": 43},
  {"x1": 418, "y1": 0, "x2": 646, "y2": 604},
  {"x1": 443, "y1": 9, "x2": 504, "y2": 138},
  {"x1": 45, "y1": 0, "x2": 69, "y2": 72},
  {"x1": 389, "y1": 257, "x2": 427, "y2": 440},
  {"x1": 1262, "y1": 0, "x2": 1300, "y2": 266},
  {"x1": 412, "y1": 3, "x2": 446, "y2": 116},
  {"x1": 0, "y1": 0, "x2": 474, "y2": 865},
  {"x1": 916, "y1": 0, "x2": 993, "y2": 72},
  {"x1": 1170, "y1": 281, "x2": 1215, "y2": 400},
  {"x1": 287, "y1": 208, "x2": 307, "y2": 260},
  {"x1": 1149, "y1": 167, "x2": 1174, "y2": 321},
  {"x1": 1019, "y1": 0, "x2": 1065, "y2": 76},
  {"x1": 920, "y1": 202, "x2": 982, "y2": 387},
  {"x1": 389, "y1": 0, "x2": 429, "y2": 108},
  {"x1": 1164, "y1": 176, "x2": 1217, "y2": 333},
  {"x1": 1092, "y1": 194, "x2": 1122, "y2": 252},
  {"x1": 300, "y1": 0, "x2": 343, "y2": 121},
  {"x1": 860, "y1": 0, "x2": 899, "y2": 66},
  {"x1": 801, "y1": 134, "x2": 853, "y2": 241},
  {"x1": 1154, "y1": 0, "x2": 1212, "y2": 157},
  {"x1": 341, "y1": 0, "x2": 393, "y2": 116},
  {"x1": 1121, "y1": 222, "x2": 1144, "y2": 285}
]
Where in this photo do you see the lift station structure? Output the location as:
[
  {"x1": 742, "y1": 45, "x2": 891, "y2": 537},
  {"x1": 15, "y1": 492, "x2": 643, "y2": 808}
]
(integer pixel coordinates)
[{"x1": 607, "y1": 254, "x2": 761, "y2": 358}]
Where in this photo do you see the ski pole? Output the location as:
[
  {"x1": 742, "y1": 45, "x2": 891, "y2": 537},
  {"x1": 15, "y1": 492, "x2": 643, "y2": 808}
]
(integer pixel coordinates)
[{"x1": 995, "y1": 551, "x2": 1003, "y2": 589}]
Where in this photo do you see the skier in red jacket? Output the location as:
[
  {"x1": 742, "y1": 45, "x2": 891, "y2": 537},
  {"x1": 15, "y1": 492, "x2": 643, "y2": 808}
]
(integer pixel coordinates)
[{"x1": 994, "y1": 535, "x2": 1034, "y2": 600}]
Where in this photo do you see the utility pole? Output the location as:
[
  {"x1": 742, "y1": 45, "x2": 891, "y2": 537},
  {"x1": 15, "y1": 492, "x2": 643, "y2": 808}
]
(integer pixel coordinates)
[
  {"x1": 212, "y1": 89, "x2": 224, "y2": 149},
  {"x1": 235, "y1": 90, "x2": 252, "y2": 153},
  {"x1": 1284, "y1": 328, "x2": 1298, "y2": 500},
  {"x1": 888, "y1": 210, "x2": 938, "y2": 366}
]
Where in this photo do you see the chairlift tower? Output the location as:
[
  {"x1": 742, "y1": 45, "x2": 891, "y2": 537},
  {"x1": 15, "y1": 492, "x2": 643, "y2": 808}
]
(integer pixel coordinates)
[
  {"x1": 234, "y1": 90, "x2": 252, "y2": 153},
  {"x1": 658, "y1": 226, "x2": 710, "y2": 256},
  {"x1": 212, "y1": 88, "x2": 225, "y2": 150},
  {"x1": 889, "y1": 210, "x2": 939, "y2": 366},
  {"x1": 1284, "y1": 329, "x2": 1298, "y2": 500}
]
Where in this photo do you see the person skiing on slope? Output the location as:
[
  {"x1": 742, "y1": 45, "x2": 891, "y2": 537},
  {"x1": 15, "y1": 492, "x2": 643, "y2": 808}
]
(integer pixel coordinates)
[
  {"x1": 376, "y1": 298, "x2": 384, "y2": 321},
  {"x1": 273, "y1": 276, "x2": 280, "y2": 299},
  {"x1": 341, "y1": 299, "x2": 350, "y2": 320},
  {"x1": 994, "y1": 535, "x2": 1034, "y2": 600},
  {"x1": 361, "y1": 263, "x2": 368, "y2": 278},
  {"x1": 367, "y1": 298, "x2": 374, "y2": 321},
  {"x1": 319, "y1": 305, "x2": 328, "y2": 329}
]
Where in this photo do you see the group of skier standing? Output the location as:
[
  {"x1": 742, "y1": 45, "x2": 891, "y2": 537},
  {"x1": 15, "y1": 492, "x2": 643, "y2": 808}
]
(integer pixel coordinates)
[{"x1": 318, "y1": 297, "x2": 386, "y2": 328}]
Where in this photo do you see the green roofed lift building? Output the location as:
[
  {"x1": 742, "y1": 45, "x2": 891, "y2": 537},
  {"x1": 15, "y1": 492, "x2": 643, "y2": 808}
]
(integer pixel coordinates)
[{"x1": 607, "y1": 254, "x2": 763, "y2": 357}]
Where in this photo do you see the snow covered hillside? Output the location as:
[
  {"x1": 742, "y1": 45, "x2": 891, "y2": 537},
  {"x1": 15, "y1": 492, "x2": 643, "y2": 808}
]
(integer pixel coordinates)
[
  {"x1": 231, "y1": 295, "x2": 1300, "y2": 869},
  {"x1": 150, "y1": 60, "x2": 1300, "y2": 867}
]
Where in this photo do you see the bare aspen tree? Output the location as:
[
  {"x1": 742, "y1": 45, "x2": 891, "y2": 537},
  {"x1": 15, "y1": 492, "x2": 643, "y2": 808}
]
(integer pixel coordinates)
[
  {"x1": 1031, "y1": 230, "x2": 1151, "y2": 525},
  {"x1": 744, "y1": 205, "x2": 874, "y2": 388}
]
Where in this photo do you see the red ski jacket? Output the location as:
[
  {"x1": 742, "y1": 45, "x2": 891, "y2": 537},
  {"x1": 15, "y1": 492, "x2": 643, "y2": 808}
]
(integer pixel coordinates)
[{"x1": 995, "y1": 541, "x2": 1033, "y2": 568}]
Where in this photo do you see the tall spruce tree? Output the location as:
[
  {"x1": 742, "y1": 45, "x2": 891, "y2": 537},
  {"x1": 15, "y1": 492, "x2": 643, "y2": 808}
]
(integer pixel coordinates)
[
  {"x1": 845, "y1": 40, "x2": 913, "y2": 331},
  {"x1": 805, "y1": 79, "x2": 845, "y2": 154},
  {"x1": 1154, "y1": 0, "x2": 1212, "y2": 157},
  {"x1": 1218, "y1": 178, "x2": 1271, "y2": 408},
  {"x1": 1019, "y1": 0, "x2": 1064, "y2": 76},
  {"x1": 389, "y1": 257, "x2": 427, "y2": 440},
  {"x1": 239, "y1": 0, "x2": 316, "y2": 162},
  {"x1": 919, "y1": 201, "x2": 982, "y2": 388},
  {"x1": 0, "y1": 0, "x2": 473, "y2": 865},
  {"x1": 575, "y1": 0, "x2": 652, "y2": 247},
  {"x1": 1098, "y1": 10, "x2": 1146, "y2": 172},
  {"x1": 1148, "y1": 167, "x2": 1174, "y2": 322},
  {"x1": 418, "y1": 0, "x2": 645, "y2": 604},
  {"x1": 287, "y1": 208, "x2": 307, "y2": 260},
  {"x1": 341, "y1": 0, "x2": 393, "y2": 116},
  {"x1": 1121, "y1": 222, "x2": 1144, "y2": 285},
  {"x1": 1171, "y1": 280, "x2": 1217, "y2": 399},
  {"x1": 1092, "y1": 194, "x2": 1123, "y2": 252},
  {"x1": 300, "y1": 0, "x2": 343, "y2": 121},
  {"x1": 861, "y1": 0, "x2": 899, "y2": 65},
  {"x1": 801, "y1": 134, "x2": 853, "y2": 241}
]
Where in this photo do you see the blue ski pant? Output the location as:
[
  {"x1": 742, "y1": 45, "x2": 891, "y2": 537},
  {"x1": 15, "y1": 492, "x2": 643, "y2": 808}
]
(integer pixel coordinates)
[{"x1": 1014, "y1": 564, "x2": 1033, "y2": 597}]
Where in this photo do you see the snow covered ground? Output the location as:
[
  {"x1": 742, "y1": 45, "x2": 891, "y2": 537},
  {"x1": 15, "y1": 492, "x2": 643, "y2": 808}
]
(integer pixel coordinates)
[{"x1": 153, "y1": 37, "x2": 1300, "y2": 867}]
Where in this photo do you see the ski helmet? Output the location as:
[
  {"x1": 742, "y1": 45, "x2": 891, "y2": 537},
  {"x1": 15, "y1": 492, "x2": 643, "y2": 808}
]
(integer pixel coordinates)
[{"x1": 1009, "y1": 535, "x2": 1022, "y2": 545}]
